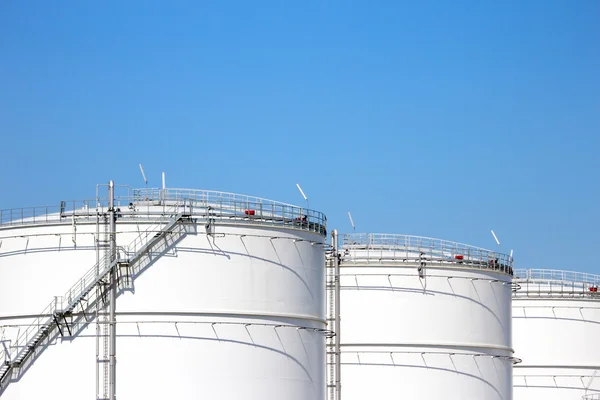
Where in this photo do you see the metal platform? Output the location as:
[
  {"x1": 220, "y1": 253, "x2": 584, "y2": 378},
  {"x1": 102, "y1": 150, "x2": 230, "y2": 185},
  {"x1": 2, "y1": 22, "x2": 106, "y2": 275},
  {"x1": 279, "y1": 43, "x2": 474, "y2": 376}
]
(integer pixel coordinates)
[
  {"x1": 513, "y1": 269, "x2": 600, "y2": 298},
  {"x1": 0, "y1": 188, "x2": 327, "y2": 236},
  {"x1": 341, "y1": 233, "x2": 513, "y2": 275}
]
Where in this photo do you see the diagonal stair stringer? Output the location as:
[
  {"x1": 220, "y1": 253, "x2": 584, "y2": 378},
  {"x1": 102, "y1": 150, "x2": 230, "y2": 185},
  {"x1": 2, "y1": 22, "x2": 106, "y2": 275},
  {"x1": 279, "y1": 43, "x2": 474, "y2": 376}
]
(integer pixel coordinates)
[{"x1": 0, "y1": 208, "x2": 191, "y2": 394}]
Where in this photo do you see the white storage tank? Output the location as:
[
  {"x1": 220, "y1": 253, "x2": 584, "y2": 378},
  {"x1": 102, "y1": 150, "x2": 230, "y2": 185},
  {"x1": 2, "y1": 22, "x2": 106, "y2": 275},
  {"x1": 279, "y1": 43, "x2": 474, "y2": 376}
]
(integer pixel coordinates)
[
  {"x1": 0, "y1": 187, "x2": 328, "y2": 400},
  {"x1": 335, "y1": 233, "x2": 516, "y2": 400},
  {"x1": 513, "y1": 269, "x2": 600, "y2": 400}
]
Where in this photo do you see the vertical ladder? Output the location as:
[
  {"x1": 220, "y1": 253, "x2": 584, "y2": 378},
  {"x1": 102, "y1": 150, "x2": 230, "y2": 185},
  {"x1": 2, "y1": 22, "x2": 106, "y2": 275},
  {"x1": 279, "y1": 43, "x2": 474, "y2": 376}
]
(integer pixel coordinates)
[
  {"x1": 326, "y1": 229, "x2": 341, "y2": 400},
  {"x1": 96, "y1": 215, "x2": 110, "y2": 400},
  {"x1": 326, "y1": 250, "x2": 336, "y2": 400}
]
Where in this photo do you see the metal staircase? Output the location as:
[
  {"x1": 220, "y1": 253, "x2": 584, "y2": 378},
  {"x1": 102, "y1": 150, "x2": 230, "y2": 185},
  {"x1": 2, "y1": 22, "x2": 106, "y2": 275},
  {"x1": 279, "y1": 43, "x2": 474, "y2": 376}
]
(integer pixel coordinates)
[{"x1": 0, "y1": 208, "x2": 190, "y2": 395}]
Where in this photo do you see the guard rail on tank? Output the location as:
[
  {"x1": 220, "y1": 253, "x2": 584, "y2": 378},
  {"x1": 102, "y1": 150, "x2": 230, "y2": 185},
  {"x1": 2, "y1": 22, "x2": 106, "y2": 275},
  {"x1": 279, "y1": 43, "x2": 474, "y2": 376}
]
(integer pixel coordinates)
[
  {"x1": 342, "y1": 233, "x2": 513, "y2": 275},
  {"x1": 0, "y1": 188, "x2": 327, "y2": 236},
  {"x1": 513, "y1": 269, "x2": 600, "y2": 298},
  {"x1": 582, "y1": 394, "x2": 600, "y2": 400}
]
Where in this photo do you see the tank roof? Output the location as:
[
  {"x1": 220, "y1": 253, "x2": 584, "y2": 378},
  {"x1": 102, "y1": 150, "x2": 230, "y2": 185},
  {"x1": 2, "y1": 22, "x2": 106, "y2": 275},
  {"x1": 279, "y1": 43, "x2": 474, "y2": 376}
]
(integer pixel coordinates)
[
  {"x1": 513, "y1": 269, "x2": 600, "y2": 299},
  {"x1": 0, "y1": 188, "x2": 327, "y2": 236},
  {"x1": 341, "y1": 233, "x2": 513, "y2": 275},
  {"x1": 514, "y1": 269, "x2": 600, "y2": 285}
]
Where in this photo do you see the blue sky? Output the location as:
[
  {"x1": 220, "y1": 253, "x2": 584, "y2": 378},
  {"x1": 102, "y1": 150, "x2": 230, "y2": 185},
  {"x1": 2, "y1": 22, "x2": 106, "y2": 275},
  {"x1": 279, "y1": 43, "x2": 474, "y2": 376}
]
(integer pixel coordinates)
[{"x1": 1, "y1": 1, "x2": 598, "y2": 272}]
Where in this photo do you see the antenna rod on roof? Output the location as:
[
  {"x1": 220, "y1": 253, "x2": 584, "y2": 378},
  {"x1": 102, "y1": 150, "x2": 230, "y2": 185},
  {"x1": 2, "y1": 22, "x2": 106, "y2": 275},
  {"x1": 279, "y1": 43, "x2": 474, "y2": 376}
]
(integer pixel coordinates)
[
  {"x1": 490, "y1": 229, "x2": 500, "y2": 246},
  {"x1": 162, "y1": 172, "x2": 166, "y2": 190},
  {"x1": 296, "y1": 183, "x2": 309, "y2": 211},
  {"x1": 139, "y1": 164, "x2": 148, "y2": 190},
  {"x1": 348, "y1": 212, "x2": 355, "y2": 232}
]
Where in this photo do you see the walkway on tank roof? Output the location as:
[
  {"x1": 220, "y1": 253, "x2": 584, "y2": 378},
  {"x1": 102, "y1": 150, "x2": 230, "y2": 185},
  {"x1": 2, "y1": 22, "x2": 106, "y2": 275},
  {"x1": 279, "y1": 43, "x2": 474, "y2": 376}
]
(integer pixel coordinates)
[
  {"x1": 341, "y1": 232, "x2": 514, "y2": 275},
  {"x1": 513, "y1": 269, "x2": 600, "y2": 299},
  {"x1": 0, "y1": 188, "x2": 327, "y2": 237},
  {"x1": 514, "y1": 269, "x2": 600, "y2": 285}
]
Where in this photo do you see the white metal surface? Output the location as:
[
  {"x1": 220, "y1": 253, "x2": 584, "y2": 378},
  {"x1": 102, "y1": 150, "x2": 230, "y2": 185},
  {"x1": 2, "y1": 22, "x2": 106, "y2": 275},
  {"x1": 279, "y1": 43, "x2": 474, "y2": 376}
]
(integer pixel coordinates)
[
  {"x1": 0, "y1": 189, "x2": 327, "y2": 400},
  {"x1": 337, "y1": 233, "x2": 515, "y2": 400},
  {"x1": 513, "y1": 269, "x2": 600, "y2": 400}
]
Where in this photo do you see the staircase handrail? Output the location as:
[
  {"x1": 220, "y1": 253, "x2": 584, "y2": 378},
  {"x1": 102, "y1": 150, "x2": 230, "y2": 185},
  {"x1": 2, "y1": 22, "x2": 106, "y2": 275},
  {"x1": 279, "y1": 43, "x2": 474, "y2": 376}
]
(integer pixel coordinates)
[
  {"x1": 2, "y1": 296, "x2": 61, "y2": 366},
  {"x1": 122, "y1": 207, "x2": 184, "y2": 259},
  {"x1": 2, "y1": 204, "x2": 183, "y2": 372}
]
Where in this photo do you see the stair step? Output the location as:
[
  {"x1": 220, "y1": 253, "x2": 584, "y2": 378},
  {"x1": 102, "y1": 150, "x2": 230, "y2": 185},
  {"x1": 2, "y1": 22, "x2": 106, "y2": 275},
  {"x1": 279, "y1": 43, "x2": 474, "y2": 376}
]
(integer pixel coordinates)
[{"x1": 2, "y1": 214, "x2": 186, "y2": 394}]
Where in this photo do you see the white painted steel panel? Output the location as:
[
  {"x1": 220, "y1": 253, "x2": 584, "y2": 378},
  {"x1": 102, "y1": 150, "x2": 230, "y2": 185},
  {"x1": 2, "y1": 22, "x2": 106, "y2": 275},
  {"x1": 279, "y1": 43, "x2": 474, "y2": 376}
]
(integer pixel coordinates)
[
  {"x1": 0, "y1": 199, "x2": 326, "y2": 400},
  {"x1": 513, "y1": 270, "x2": 600, "y2": 400},
  {"x1": 339, "y1": 235, "x2": 514, "y2": 400}
]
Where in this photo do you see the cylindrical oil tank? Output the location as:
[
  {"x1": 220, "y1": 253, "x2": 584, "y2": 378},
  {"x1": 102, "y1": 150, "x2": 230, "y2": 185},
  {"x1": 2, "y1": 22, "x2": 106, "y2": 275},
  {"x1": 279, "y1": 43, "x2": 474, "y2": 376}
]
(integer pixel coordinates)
[
  {"x1": 0, "y1": 187, "x2": 327, "y2": 400},
  {"x1": 513, "y1": 269, "x2": 600, "y2": 400},
  {"x1": 336, "y1": 233, "x2": 516, "y2": 400}
]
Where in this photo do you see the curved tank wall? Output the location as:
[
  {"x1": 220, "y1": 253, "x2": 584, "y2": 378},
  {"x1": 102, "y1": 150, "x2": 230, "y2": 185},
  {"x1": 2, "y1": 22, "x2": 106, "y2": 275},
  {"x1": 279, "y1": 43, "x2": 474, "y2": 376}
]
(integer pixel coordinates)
[
  {"x1": 337, "y1": 233, "x2": 515, "y2": 400},
  {"x1": 513, "y1": 269, "x2": 600, "y2": 400},
  {"x1": 0, "y1": 188, "x2": 327, "y2": 400}
]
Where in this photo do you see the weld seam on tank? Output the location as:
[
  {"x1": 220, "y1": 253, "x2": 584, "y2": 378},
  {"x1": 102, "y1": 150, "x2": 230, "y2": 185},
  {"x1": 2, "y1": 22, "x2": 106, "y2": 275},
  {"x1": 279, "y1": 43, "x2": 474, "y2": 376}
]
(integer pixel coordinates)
[
  {"x1": 341, "y1": 265, "x2": 514, "y2": 276},
  {"x1": 0, "y1": 311, "x2": 328, "y2": 325},
  {"x1": 66, "y1": 320, "x2": 332, "y2": 334},
  {"x1": 339, "y1": 275, "x2": 511, "y2": 283},
  {"x1": 514, "y1": 365, "x2": 600, "y2": 369},
  {"x1": 116, "y1": 311, "x2": 327, "y2": 323},
  {"x1": 0, "y1": 220, "x2": 328, "y2": 238},
  {"x1": 513, "y1": 300, "x2": 600, "y2": 305},
  {"x1": 341, "y1": 342, "x2": 514, "y2": 353},
  {"x1": 340, "y1": 351, "x2": 519, "y2": 361}
]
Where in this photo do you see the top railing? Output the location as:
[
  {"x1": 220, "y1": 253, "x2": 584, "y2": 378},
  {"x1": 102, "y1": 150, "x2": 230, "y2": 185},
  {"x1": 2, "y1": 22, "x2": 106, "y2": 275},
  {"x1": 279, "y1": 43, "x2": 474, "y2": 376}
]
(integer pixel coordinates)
[
  {"x1": 0, "y1": 188, "x2": 327, "y2": 236},
  {"x1": 514, "y1": 269, "x2": 600, "y2": 285},
  {"x1": 341, "y1": 233, "x2": 513, "y2": 274},
  {"x1": 513, "y1": 269, "x2": 600, "y2": 298},
  {"x1": 132, "y1": 188, "x2": 300, "y2": 208},
  {"x1": 0, "y1": 199, "x2": 101, "y2": 226}
]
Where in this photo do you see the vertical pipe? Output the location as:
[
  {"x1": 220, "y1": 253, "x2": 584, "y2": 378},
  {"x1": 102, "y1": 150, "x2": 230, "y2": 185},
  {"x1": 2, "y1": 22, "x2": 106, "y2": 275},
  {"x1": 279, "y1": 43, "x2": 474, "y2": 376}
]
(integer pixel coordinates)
[
  {"x1": 333, "y1": 229, "x2": 341, "y2": 400},
  {"x1": 108, "y1": 180, "x2": 117, "y2": 400},
  {"x1": 95, "y1": 198, "x2": 100, "y2": 399}
]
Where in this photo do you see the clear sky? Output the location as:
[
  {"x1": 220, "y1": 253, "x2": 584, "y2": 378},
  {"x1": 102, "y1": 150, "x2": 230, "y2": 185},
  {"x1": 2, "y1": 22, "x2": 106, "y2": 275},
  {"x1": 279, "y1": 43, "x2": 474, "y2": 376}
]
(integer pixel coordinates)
[{"x1": 1, "y1": 1, "x2": 598, "y2": 273}]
